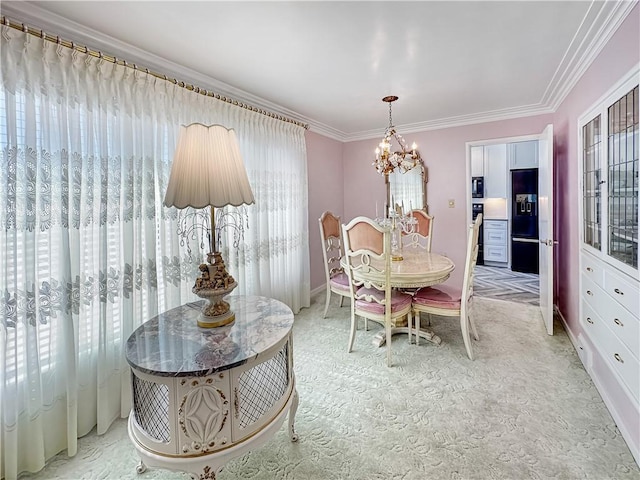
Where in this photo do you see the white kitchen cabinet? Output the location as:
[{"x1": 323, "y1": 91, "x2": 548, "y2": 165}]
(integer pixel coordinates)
[
  {"x1": 483, "y1": 219, "x2": 508, "y2": 265},
  {"x1": 471, "y1": 146, "x2": 484, "y2": 176},
  {"x1": 508, "y1": 140, "x2": 539, "y2": 169},
  {"x1": 484, "y1": 144, "x2": 507, "y2": 198}
]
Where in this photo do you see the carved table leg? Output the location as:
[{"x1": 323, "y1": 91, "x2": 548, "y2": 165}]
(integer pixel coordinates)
[
  {"x1": 136, "y1": 460, "x2": 147, "y2": 474},
  {"x1": 196, "y1": 465, "x2": 219, "y2": 479},
  {"x1": 289, "y1": 388, "x2": 299, "y2": 442}
]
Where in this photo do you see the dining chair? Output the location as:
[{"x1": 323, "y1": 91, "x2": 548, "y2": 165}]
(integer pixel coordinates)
[
  {"x1": 402, "y1": 209, "x2": 433, "y2": 251},
  {"x1": 342, "y1": 216, "x2": 413, "y2": 367},
  {"x1": 411, "y1": 213, "x2": 483, "y2": 360},
  {"x1": 319, "y1": 211, "x2": 351, "y2": 318}
]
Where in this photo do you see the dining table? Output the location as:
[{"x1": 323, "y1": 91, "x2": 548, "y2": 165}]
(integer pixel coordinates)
[{"x1": 340, "y1": 245, "x2": 455, "y2": 346}]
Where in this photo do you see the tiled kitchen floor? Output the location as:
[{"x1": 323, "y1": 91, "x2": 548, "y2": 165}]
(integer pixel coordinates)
[{"x1": 473, "y1": 265, "x2": 539, "y2": 305}]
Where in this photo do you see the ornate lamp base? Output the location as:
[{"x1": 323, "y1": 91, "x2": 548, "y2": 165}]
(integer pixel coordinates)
[{"x1": 193, "y1": 252, "x2": 238, "y2": 328}]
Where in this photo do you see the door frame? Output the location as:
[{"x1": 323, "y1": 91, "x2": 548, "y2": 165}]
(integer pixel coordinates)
[{"x1": 465, "y1": 131, "x2": 555, "y2": 313}]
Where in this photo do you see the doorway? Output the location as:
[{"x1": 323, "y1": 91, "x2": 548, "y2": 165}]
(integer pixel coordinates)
[{"x1": 465, "y1": 126, "x2": 554, "y2": 323}]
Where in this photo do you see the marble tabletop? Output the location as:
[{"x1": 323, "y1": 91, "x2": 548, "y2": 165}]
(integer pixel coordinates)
[
  {"x1": 341, "y1": 246, "x2": 455, "y2": 289},
  {"x1": 125, "y1": 295, "x2": 294, "y2": 377}
]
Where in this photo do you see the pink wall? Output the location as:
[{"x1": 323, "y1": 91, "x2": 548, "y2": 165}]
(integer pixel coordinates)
[
  {"x1": 553, "y1": 4, "x2": 639, "y2": 332},
  {"x1": 550, "y1": 4, "x2": 639, "y2": 453},
  {"x1": 306, "y1": 130, "x2": 345, "y2": 292}
]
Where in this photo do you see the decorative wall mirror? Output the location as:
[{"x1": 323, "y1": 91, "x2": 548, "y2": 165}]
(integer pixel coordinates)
[{"x1": 386, "y1": 161, "x2": 428, "y2": 214}]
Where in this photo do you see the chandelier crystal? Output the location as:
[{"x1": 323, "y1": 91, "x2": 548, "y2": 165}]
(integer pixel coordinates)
[{"x1": 373, "y1": 96, "x2": 421, "y2": 175}]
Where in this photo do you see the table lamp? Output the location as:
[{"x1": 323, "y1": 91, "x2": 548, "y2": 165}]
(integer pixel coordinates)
[{"x1": 164, "y1": 123, "x2": 255, "y2": 328}]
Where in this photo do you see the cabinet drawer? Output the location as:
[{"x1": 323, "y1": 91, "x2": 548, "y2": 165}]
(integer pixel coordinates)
[
  {"x1": 601, "y1": 296, "x2": 640, "y2": 360},
  {"x1": 580, "y1": 253, "x2": 605, "y2": 288},
  {"x1": 581, "y1": 274, "x2": 606, "y2": 311},
  {"x1": 603, "y1": 268, "x2": 639, "y2": 317},
  {"x1": 582, "y1": 302, "x2": 640, "y2": 403},
  {"x1": 484, "y1": 220, "x2": 508, "y2": 232},
  {"x1": 485, "y1": 245, "x2": 507, "y2": 262},
  {"x1": 485, "y1": 229, "x2": 508, "y2": 245},
  {"x1": 584, "y1": 273, "x2": 640, "y2": 359}
]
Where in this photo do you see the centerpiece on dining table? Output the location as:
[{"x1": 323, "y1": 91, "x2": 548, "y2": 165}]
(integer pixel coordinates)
[{"x1": 375, "y1": 197, "x2": 418, "y2": 261}]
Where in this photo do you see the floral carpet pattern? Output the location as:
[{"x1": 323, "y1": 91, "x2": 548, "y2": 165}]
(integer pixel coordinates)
[{"x1": 20, "y1": 294, "x2": 638, "y2": 480}]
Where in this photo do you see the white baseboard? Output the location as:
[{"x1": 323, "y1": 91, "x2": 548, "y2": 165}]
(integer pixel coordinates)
[{"x1": 310, "y1": 284, "x2": 326, "y2": 298}]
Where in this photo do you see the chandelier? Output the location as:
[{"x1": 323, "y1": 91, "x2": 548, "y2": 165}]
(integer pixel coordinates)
[{"x1": 373, "y1": 95, "x2": 421, "y2": 175}]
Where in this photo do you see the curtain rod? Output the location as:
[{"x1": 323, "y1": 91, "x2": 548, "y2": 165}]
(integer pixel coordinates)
[{"x1": 1, "y1": 15, "x2": 310, "y2": 130}]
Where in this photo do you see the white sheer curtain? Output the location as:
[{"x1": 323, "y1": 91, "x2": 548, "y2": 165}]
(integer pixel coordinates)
[
  {"x1": 0, "y1": 25, "x2": 309, "y2": 479},
  {"x1": 222, "y1": 116, "x2": 310, "y2": 313}
]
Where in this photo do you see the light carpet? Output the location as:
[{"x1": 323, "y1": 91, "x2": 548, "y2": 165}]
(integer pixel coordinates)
[{"x1": 19, "y1": 294, "x2": 638, "y2": 480}]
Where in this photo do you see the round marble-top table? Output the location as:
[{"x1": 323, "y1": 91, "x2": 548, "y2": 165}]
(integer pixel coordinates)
[{"x1": 126, "y1": 295, "x2": 298, "y2": 480}]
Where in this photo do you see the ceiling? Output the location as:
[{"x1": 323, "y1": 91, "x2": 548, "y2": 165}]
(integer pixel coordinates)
[{"x1": 1, "y1": 1, "x2": 636, "y2": 141}]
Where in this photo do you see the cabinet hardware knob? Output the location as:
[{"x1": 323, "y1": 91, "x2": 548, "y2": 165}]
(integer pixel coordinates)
[
  {"x1": 586, "y1": 317, "x2": 593, "y2": 324},
  {"x1": 614, "y1": 318, "x2": 623, "y2": 327},
  {"x1": 614, "y1": 288, "x2": 624, "y2": 295},
  {"x1": 586, "y1": 290, "x2": 593, "y2": 296},
  {"x1": 586, "y1": 267, "x2": 593, "y2": 272},
  {"x1": 614, "y1": 353, "x2": 624, "y2": 363}
]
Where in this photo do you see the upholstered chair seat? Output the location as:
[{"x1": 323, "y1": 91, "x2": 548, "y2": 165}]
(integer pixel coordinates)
[
  {"x1": 329, "y1": 271, "x2": 350, "y2": 291},
  {"x1": 412, "y1": 285, "x2": 461, "y2": 310},
  {"x1": 355, "y1": 286, "x2": 413, "y2": 315}
]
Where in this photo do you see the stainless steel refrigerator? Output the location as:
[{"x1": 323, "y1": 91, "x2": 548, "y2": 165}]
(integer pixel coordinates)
[{"x1": 511, "y1": 169, "x2": 539, "y2": 274}]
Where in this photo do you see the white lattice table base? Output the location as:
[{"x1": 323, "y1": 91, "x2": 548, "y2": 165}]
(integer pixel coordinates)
[
  {"x1": 125, "y1": 296, "x2": 298, "y2": 480},
  {"x1": 129, "y1": 385, "x2": 298, "y2": 480}
]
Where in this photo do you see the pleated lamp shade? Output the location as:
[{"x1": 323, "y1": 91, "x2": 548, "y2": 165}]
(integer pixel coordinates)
[{"x1": 164, "y1": 123, "x2": 255, "y2": 209}]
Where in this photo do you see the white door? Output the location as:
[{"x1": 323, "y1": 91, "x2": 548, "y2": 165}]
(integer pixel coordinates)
[{"x1": 538, "y1": 124, "x2": 554, "y2": 335}]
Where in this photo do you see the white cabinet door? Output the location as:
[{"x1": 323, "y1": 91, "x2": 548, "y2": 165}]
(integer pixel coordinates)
[
  {"x1": 471, "y1": 146, "x2": 484, "y2": 176},
  {"x1": 509, "y1": 141, "x2": 539, "y2": 169},
  {"x1": 484, "y1": 144, "x2": 507, "y2": 198}
]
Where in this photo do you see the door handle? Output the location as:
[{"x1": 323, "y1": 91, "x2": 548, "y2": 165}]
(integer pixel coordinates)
[{"x1": 540, "y1": 239, "x2": 558, "y2": 246}]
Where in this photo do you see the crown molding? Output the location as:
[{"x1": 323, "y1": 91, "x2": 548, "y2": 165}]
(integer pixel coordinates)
[
  {"x1": 2, "y1": 0, "x2": 637, "y2": 144},
  {"x1": 345, "y1": 103, "x2": 554, "y2": 142},
  {"x1": 543, "y1": 0, "x2": 639, "y2": 112},
  {"x1": 305, "y1": 124, "x2": 350, "y2": 142},
  {"x1": 0, "y1": 2, "x2": 313, "y2": 129}
]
